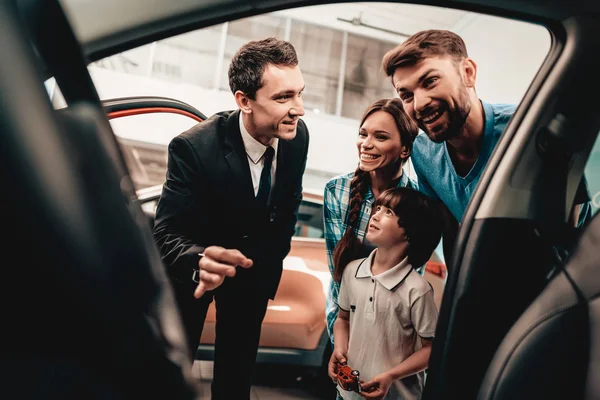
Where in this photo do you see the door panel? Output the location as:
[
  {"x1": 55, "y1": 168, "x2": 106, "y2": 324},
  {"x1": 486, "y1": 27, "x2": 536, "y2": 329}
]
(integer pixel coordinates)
[{"x1": 425, "y1": 17, "x2": 600, "y2": 399}]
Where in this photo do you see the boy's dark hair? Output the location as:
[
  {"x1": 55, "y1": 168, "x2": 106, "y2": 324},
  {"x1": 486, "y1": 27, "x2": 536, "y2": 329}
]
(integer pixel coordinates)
[
  {"x1": 375, "y1": 187, "x2": 444, "y2": 268},
  {"x1": 332, "y1": 99, "x2": 419, "y2": 282},
  {"x1": 382, "y1": 29, "x2": 468, "y2": 81},
  {"x1": 228, "y1": 37, "x2": 298, "y2": 100}
]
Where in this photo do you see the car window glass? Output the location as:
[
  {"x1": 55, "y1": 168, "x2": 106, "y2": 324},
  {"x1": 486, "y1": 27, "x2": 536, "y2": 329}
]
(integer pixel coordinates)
[
  {"x1": 88, "y1": 3, "x2": 551, "y2": 197},
  {"x1": 86, "y1": 2, "x2": 554, "y2": 271},
  {"x1": 44, "y1": 77, "x2": 66, "y2": 108},
  {"x1": 584, "y1": 132, "x2": 600, "y2": 217},
  {"x1": 296, "y1": 199, "x2": 325, "y2": 239},
  {"x1": 110, "y1": 113, "x2": 197, "y2": 190}
]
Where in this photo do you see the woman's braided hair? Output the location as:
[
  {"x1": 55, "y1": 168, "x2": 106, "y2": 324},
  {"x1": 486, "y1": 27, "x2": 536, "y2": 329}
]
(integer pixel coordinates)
[
  {"x1": 332, "y1": 167, "x2": 370, "y2": 282},
  {"x1": 332, "y1": 98, "x2": 418, "y2": 282}
]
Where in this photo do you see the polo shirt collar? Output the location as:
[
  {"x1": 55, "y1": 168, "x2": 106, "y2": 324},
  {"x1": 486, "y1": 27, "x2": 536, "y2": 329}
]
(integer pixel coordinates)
[{"x1": 355, "y1": 249, "x2": 414, "y2": 291}]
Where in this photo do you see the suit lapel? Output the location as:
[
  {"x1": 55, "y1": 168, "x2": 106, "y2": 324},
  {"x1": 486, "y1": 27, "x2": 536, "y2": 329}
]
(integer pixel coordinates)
[{"x1": 223, "y1": 110, "x2": 255, "y2": 204}]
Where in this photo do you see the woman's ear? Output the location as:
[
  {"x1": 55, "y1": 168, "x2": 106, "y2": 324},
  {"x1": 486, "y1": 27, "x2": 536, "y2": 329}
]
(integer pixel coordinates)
[{"x1": 400, "y1": 145, "x2": 411, "y2": 159}]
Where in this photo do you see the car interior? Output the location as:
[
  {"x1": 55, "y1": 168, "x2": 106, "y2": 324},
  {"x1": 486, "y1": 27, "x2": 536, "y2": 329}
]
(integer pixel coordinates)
[
  {"x1": 2, "y1": 0, "x2": 198, "y2": 398},
  {"x1": 1, "y1": 0, "x2": 599, "y2": 399}
]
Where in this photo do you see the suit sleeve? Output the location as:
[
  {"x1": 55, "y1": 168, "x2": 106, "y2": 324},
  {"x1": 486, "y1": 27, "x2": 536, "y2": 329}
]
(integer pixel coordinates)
[{"x1": 153, "y1": 135, "x2": 206, "y2": 280}]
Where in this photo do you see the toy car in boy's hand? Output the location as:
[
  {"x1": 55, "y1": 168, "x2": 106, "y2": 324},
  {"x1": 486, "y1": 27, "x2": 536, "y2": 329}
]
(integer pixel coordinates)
[{"x1": 335, "y1": 362, "x2": 361, "y2": 392}]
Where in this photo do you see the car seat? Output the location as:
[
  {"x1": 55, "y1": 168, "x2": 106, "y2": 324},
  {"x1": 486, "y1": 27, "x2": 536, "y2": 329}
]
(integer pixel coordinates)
[{"x1": 477, "y1": 212, "x2": 600, "y2": 400}]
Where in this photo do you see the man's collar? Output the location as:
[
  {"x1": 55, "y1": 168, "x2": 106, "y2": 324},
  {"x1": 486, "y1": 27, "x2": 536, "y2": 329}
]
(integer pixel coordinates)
[
  {"x1": 355, "y1": 249, "x2": 414, "y2": 291},
  {"x1": 397, "y1": 171, "x2": 411, "y2": 189},
  {"x1": 481, "y1": 100, "x2": 495, "y2": 139},
  {"x1": 239, "y1": 113, "x2": 279, "y2": 164}
]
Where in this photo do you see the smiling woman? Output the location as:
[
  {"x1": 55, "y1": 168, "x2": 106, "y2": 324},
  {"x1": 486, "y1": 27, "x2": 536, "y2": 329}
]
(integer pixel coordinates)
[{"x1": 324, "y1": 98, "x2": 419, "y2": 348}]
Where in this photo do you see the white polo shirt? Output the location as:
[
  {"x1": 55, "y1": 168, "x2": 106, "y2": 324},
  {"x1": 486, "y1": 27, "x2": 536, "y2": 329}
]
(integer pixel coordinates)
[{"x1": 337, "y1": 249, "x2": 438, "y2": 400}]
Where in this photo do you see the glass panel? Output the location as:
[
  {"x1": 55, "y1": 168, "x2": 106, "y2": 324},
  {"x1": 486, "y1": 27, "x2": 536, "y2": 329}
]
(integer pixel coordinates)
[
  {"x1": 290, "y1": 21, "x2": 343, "y2": 115},
  {"x1": 90, "y1": 44, "x2": 154, "y2": 76},
  {"x1": 219, "y1": 15, "x2": 286, "y2": 91},
  {"x1": 109, "y1": 113, "x2": 198, "y2": 190},
  {"x1": 152, "y1": 24, "x2": 223, "y2": 86},
  {"x1": 585, "y1": 132, "x2": 600, "y2": 217},
  {"x1": 341, "y1": 33, "x2": 396, "y2": 118},
  {"x1": 294, "y1": 201, "x2": 325, "y2": 238}
]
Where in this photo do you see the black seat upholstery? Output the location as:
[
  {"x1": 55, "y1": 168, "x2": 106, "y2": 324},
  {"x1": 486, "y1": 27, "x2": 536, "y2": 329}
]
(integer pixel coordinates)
[
  {"x1": 477, "y1": 213, "x2": 600, "y2": 400},
  {"x1": 2, "y1": 105, "x2": 200, "y2": 398},
  {"x1": 0, "y1": 0, "x2": 201, "y2": 396}
]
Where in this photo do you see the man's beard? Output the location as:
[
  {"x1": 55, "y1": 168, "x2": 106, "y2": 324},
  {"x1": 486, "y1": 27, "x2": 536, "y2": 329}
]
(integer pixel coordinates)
[{"x1": 420, "y1": 91, "x2": 471, "y2": 143}]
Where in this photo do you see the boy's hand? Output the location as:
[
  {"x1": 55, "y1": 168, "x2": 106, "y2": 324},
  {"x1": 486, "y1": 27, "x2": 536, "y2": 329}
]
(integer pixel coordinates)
[
  {"x1": 327, "y1": 348, "x2": 347, "y2": 382},
  {"x1": 360, "y1": 372, "x2": 394, "y2": 399}
]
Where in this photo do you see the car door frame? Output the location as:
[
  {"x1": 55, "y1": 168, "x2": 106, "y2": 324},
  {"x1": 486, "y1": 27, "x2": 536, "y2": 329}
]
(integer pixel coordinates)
[{"x1": 60, "y1": 1, "x2": 600, "y2": 398}]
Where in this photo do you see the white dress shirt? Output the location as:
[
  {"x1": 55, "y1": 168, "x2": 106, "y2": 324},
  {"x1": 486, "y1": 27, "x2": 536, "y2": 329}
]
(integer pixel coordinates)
[{"x1": 239, "y1": 114, "x2": 278, "y2": 199}]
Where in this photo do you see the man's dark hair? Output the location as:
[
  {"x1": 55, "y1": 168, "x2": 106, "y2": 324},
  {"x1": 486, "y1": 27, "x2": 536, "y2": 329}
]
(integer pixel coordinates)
[
  {"x1": 228, "y1": 37, "x2": 298, "y2": 100},
  {"x1": 382, "y1": 29, "x2": 468, "y2": 80}
]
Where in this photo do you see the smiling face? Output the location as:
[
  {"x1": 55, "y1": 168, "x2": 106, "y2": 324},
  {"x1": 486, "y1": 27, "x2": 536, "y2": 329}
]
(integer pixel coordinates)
[
  {"x1": 241, "y1": 64, "x2": 305, "y2": 144},
  {"x1": 356, "y1": 110, "x2": 407, "y2": 172},
  {"x1": 392, "y1": 56, "x2": 473, "y2": 143}
]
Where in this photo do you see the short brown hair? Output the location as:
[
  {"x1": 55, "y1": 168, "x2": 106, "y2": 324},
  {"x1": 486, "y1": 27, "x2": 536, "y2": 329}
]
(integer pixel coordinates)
[
  {"x1": 228, "y1": 37, "x2": 298, "y2": 100},
  {"x1": 382, "y1": 30, "x2": 468, "y2": 79},
  {"x1": 375, "y1": 187, "x2": 443, "y2": 268}
]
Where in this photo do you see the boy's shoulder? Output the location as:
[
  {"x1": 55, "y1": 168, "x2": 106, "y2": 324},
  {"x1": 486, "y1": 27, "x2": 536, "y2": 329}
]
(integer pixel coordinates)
[{"x1": 405, "y1": 269, "x2": 435, "y2": 298}]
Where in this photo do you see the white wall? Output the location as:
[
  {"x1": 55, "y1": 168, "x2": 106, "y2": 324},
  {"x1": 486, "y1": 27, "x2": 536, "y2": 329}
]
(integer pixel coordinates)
[
  {"x1": 88, "y1": 4, "x2": 551, "y2": 184},
  {"x1": 460, "y1": 15, "x2": 551, "y2": 104}
]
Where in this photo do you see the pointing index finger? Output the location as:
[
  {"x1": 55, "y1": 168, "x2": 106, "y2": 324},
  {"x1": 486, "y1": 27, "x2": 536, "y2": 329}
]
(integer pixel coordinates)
[{"x1": 202, "y1": 247, "x2": 253, "y2": 268}]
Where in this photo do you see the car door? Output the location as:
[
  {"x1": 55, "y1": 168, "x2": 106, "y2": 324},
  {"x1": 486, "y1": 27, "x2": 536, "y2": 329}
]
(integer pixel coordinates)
[
  {"x1": 422, "y1": 13, "x2": 600, "y2": 400},
  {"x1": 103, "y1": 96, "x2": 206, "y2": 190}
]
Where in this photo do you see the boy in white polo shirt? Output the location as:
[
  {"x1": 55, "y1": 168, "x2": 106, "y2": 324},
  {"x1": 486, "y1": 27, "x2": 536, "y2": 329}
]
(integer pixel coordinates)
[{"x1": 328, "y1": 187, "x2": 443, "y2": 400}]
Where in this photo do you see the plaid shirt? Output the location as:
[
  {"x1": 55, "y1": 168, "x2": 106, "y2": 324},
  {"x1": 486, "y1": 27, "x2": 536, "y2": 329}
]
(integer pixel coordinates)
[{"x1": 323, "y1": 171, "x2": 416, "y2": 343}]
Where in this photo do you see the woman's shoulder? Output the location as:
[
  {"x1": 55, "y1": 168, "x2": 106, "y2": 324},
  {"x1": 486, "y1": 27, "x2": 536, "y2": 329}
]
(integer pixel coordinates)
[{"x1": 324, "y1": 171, "x2": 355, "y2": 192}]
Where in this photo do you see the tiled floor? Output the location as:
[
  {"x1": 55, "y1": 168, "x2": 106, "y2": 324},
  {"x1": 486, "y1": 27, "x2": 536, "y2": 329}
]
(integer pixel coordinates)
[{"x1": 192, "y1": 361, "x2": 336, "y2": 400}]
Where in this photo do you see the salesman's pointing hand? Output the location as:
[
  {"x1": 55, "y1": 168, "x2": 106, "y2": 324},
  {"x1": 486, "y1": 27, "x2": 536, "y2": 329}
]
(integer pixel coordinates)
[{"x1": 193, "y1": 246, "x2": 253, "y2": 298}]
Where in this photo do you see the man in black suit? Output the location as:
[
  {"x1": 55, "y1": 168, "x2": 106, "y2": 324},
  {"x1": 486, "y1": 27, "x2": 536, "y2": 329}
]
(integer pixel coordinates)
[{"x1": 153, "y1": 37, "x2": 309, "y2": 399}]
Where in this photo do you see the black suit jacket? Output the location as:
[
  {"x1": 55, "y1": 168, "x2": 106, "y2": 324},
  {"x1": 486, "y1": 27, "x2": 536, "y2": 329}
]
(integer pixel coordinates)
[{"x1": 153, "y1": 110, "x2": 309, "y2": 298}]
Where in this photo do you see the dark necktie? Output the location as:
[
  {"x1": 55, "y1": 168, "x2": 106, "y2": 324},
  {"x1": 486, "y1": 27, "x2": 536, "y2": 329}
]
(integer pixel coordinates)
[{"x1": 256, "y1": 146, "x2": 275, "y2": 206}]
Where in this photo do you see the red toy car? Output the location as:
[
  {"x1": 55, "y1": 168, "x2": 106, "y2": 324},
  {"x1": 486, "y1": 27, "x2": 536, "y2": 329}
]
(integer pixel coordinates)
[{"x1": 336, "y1": 362, "x2": 361, "y2": 392}]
